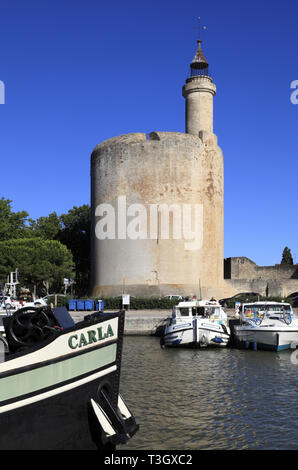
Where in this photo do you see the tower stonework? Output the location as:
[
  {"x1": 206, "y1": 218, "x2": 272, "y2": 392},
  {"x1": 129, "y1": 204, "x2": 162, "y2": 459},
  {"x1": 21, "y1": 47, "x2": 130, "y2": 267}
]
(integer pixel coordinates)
[
  {"x1": 183, "y1": 75, "x2": 216, "y2": 134},
  {"x1": 91, "y1": 34, "x2": 229, "y2": 299}
]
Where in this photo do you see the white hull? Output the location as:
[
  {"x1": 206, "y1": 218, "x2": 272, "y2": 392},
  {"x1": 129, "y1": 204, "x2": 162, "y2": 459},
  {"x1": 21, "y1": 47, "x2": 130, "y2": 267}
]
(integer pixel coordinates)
[
  {"x1": 163, "y1": 318, "x2": 230, "y2": 348},
  {"x1": 234, "y1": 325, "x2": 298, "y2": 351}
]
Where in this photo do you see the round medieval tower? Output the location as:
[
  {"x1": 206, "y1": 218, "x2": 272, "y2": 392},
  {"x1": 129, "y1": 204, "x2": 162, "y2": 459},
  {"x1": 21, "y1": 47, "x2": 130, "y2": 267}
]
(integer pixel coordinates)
[{"x1": 91, "y1": 32, "x2": 224, "y2": 298}]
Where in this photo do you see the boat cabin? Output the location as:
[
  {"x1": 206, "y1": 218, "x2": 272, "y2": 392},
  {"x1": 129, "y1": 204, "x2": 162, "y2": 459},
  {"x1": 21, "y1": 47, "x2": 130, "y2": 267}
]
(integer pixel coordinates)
[{"x1": 173, "y1": 300, "x2": 227, "y2": 320}]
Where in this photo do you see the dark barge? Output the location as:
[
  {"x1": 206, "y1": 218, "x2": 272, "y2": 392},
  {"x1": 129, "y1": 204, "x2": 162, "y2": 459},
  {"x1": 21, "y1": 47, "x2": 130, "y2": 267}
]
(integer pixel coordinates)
[{"x1": 0, "y1": 305, "x2": 138, "y2": 450}]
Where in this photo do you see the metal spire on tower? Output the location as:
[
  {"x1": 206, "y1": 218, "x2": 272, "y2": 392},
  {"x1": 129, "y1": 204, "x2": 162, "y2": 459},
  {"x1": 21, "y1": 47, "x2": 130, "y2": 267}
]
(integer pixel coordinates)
[{"x1": 190, "y1": 17, "x2": 209, "y2": 76}]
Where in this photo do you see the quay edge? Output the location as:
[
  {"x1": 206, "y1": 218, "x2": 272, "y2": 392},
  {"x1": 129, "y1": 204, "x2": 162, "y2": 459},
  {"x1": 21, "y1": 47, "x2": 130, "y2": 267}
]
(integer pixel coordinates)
[
  {"x1": 70, "y1": 308, "x2": 298, "y2": 337},
  {"x1": 71, "y1": 310, "x2": 171, "y2": 336}
]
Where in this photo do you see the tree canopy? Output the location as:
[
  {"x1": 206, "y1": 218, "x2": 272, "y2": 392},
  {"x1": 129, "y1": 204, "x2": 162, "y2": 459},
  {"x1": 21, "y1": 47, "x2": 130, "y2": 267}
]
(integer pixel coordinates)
[
  {"x1": 0, "y1": 237, "x2": 74, "y2": 295},
  {"x1": 29, "y1": 212, "x2": 62, "y2": 240},
  {"x1": 281, "y1": 246, "x2": 294, "y2": 265},
  {"x1": 0, "y1": 197, "x2": 31, "y2": 240},
  {"x1": 58, "y1": 205, "x2": 90, "y2": 296},
  {"x1": 0, "y1": 197, "x2": 90, "y2": 296}
]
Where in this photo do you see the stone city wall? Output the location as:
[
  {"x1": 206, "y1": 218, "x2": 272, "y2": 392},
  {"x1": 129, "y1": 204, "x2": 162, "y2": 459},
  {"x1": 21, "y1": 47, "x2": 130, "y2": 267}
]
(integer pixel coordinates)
[{"x1": 224, "y1": 257, "x2": 298, "y2": 297}]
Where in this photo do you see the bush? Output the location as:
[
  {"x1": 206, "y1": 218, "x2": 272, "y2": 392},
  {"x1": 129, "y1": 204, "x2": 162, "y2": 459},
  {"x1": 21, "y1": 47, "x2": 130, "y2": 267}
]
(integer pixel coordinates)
[
  {"x1": 46, "y1": 295, "x2": 71, "y2": 307},
  {"x1": 101, "y1": 296, "x2": 179, "y2": 310},
  {"x1": 60, "y1": 296, "x2": 180, "y2": 310}
]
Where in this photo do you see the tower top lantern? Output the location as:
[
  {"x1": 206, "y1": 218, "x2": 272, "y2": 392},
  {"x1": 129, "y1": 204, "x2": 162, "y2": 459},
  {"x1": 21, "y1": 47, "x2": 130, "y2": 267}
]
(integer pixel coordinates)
[{"x1": 190, "y1": 17, "x2": 209, "y2": 77}]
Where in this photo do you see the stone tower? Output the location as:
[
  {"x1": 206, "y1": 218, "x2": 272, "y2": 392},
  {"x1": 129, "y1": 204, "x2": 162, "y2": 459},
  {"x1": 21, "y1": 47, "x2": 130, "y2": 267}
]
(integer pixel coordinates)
[
  {"x1": 91, "y1": 32, "x2": 225, "y2": 299},
  {"x1": 183, "y1": 36, "x2": 216, "y2": 135}
]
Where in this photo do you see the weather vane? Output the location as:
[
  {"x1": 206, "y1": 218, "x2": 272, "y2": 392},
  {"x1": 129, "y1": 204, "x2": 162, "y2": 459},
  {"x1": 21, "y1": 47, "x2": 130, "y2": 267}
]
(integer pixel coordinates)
[{"x1": 198, "y1": 16, "x2": 207, "y2": 42}]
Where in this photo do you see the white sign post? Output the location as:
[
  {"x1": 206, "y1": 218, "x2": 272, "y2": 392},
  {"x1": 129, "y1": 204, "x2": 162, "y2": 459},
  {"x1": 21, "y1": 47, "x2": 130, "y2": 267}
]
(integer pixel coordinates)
[
  {"x1": 122, "y1": 294, "x2": 130, "y2": 310},
  {"x1": 64, "y1": 278, "x2": 69, "y2": 295}
]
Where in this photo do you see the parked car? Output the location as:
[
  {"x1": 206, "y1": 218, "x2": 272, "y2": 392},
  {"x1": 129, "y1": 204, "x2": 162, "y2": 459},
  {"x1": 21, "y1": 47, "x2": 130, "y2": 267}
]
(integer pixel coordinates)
[
  {"x1": 287, "y1": 292, "x2": 298, "y2": 301},
  {"x1": 163, "y1": 295, "x2": 184, "y2": 301},
  {"x1": 22, "y1": 298, "x2": 48, "y2": 308},
  {"x1": 0, "y1": 296, "x2": 20, "y2": 311},
  {"x1": 285, "y1": 293, "x2": 298, "y2": 308},
  {"x1": 219, "y1": 292, "x2": 262, "y2": 308}
]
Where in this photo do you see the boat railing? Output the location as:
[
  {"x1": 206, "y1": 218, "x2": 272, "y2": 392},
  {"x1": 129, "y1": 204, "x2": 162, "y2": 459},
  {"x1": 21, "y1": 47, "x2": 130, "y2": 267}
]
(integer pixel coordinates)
[
  {"x1": 261, "y1": 306, "x2": 292, "y2": 325},
  {"x1": 281, "y1": 309, "x2": 292, "y2": 325}
]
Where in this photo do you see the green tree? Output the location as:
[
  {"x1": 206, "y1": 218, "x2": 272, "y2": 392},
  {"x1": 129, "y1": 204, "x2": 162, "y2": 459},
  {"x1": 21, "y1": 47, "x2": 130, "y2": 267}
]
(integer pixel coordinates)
[
  {"x1": 0, "y1": 198, "x2": 91, "y2": 296},
  {"x1": 281, "y1": 246, "x2": 293, "y2": 265},
  {"x1": 57, "y1": 205, "x2": 90, "y2": 295},
  {"x1": 0, "y1": 197, "x2": 31, "y2": 240},
  {"x1": 29, "y1": 212, "x2": 62, "y2": 240},
  {"x1": 0, "y1": 237, "x2": 74, "y2": 296}
]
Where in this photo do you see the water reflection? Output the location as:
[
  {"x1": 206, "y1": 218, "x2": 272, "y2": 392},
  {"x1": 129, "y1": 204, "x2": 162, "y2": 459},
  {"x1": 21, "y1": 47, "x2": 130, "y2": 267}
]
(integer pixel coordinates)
[{"x1": 119, "y1": 337, "x2": 298, "y2": 450}]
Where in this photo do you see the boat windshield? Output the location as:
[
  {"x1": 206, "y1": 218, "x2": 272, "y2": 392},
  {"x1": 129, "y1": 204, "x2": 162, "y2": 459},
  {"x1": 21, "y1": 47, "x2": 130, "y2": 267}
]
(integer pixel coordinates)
[
  {"x1": 243, "y1": 304, "x2": 291, "y2": 315},
  {"x1": 179, "y1": 307, "x2": 191, "y2": 316},
  {"x1": 177, "y1": 306, "x2": 221, "y2": 317},
  {"x1": 205, "y1": 306, "x2": 220, "y2": 317}
]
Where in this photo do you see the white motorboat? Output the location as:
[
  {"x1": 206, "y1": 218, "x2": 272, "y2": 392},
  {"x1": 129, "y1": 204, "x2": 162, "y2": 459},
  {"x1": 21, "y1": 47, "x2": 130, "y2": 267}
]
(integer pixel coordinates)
[
  {"x1": 161, "y1": 299, "x2": 230, "y2": 348},
  {"x1": 233, "y1": 301, "x2": 298, "y2": 351}
]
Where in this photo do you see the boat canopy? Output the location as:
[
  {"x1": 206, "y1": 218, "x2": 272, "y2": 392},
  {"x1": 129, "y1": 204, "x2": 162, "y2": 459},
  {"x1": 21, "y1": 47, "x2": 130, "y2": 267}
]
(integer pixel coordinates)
[{"x1": 242, "y1": 302, "x2": 292, "y2": 315}]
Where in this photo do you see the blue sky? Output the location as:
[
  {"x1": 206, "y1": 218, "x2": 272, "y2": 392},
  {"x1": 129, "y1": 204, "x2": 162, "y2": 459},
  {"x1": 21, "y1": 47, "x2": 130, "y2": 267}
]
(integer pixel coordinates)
[{"x1": 0, "y1": 0, "x2": 297, "y2": 266}]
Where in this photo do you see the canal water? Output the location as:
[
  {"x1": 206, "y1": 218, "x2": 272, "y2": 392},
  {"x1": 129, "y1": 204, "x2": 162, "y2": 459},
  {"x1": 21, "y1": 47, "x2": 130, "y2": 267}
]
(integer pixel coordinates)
[{"x1": 119, "y1": 336, "x2": 298, "y2": 450}]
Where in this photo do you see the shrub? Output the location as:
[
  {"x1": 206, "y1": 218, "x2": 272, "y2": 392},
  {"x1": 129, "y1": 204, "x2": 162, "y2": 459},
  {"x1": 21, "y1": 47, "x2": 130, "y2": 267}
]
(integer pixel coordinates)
[
  {"x1": 46, "y1": 295, "x2": 71, "y2": 307},
  {"x1": 101, "y1": 296, "x2": 179, "y2": 310},
  {"x1": 60, "y1": 296, "x2": 180, "y2": 310}
]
